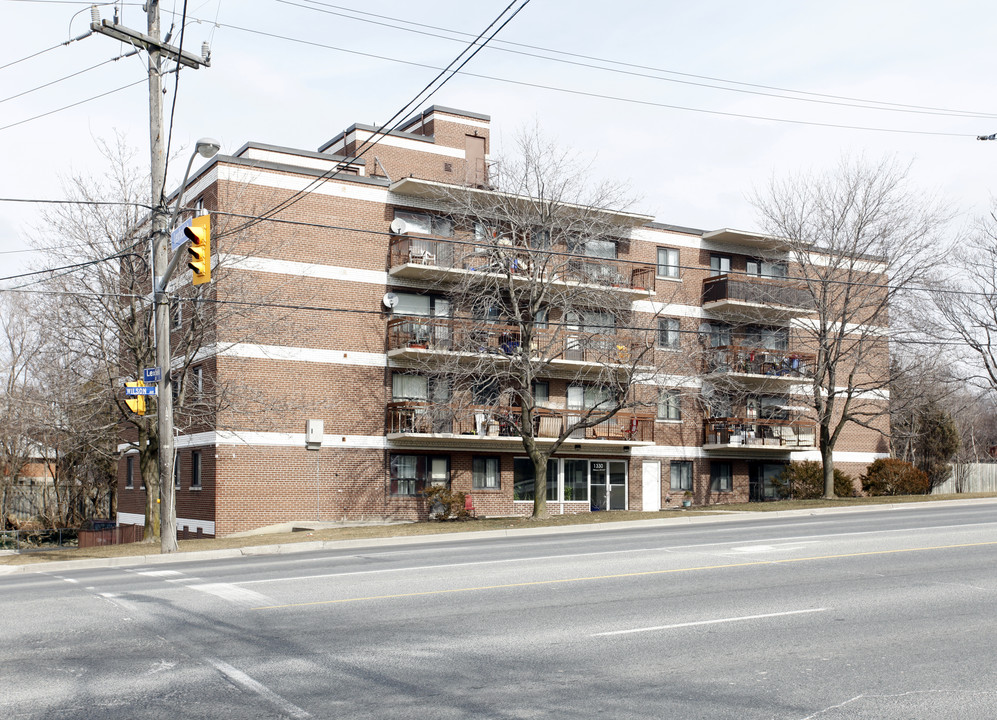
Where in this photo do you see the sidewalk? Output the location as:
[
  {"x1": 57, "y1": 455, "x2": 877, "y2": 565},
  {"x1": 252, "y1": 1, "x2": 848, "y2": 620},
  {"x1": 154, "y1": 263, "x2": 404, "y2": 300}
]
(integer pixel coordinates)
[{"x1": 2, "y1": 497, "x2": 994, "y2": 576}]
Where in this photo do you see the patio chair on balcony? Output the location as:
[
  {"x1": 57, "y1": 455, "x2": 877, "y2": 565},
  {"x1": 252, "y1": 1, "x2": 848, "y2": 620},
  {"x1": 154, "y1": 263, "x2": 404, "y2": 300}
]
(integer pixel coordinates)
[{"x1": 408, "y1": 247, "x2": 436, "y2": 265}]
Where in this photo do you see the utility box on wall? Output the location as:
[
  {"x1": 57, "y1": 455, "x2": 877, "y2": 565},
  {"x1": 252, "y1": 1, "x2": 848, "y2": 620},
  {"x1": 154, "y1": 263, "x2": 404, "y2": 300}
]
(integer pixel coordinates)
[{"x1": 305, "y1": 419, "x2": 323, "y2": 450}]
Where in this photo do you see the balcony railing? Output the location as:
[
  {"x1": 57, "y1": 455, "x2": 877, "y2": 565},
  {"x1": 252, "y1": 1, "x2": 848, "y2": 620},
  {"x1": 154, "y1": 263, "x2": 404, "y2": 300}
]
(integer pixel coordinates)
[
  {"x1": 386, "y1": 316, "x2": 648, "y2": 365},
  {"x1": 703, "y1": 345, "x2": 815, "y2": 379},
  {"x1": 389, "y1": 236, "x2": 654, "y2": 292},
  {"x1": 386, "y1": 401, "x2": 655, "y2": 442},
  {"x1": 703, "y1": 417, "x2": 817, "y2": 449},
  {"x1": 702, "y1": 274, "x2": 814, "y2": 312}
]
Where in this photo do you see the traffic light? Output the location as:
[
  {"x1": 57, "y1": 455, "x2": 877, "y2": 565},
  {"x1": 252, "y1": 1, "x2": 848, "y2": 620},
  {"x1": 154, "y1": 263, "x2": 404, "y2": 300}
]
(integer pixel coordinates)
[
  {"x1": 185, "y1": 215, "x2": 211, "y2": 285},
  {"x1": 125, "y1": 381, "x2": 146, "y2": 416}
]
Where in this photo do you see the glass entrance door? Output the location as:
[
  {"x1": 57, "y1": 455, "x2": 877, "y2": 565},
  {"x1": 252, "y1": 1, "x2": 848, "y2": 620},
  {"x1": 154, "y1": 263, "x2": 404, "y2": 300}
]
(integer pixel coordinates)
[{"x1": 590, "y1": 460, "x2": 628, "y2": 511}]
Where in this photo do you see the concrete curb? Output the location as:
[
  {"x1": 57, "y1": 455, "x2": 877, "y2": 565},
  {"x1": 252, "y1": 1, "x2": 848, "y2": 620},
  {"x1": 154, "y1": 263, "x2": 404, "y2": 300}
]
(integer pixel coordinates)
[{"x1": 2, "y1": 497, "x2": 995, "y2": 576}]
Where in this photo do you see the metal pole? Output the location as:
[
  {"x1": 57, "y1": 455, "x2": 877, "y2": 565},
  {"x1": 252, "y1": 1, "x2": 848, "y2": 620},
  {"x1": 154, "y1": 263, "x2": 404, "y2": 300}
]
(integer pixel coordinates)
[{"x1": 316, "y1": 450, "x2": 321, "y2": 523}]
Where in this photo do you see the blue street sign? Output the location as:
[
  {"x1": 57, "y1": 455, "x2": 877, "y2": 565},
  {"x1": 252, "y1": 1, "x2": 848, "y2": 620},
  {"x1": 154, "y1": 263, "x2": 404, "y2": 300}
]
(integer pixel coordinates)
[
  {"x1": 125, "y1": 386, "x2": 158, "y2": 396},
  {"x1": 143, "y1": 367, "x2": 162, "y2": 383},
  {"x1": 170, "y1": 217, "x2": 193, "y2": 251}
]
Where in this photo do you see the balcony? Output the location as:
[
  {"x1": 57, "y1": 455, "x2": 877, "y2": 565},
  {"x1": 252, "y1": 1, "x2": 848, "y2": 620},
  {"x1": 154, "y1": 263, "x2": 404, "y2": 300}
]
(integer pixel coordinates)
[
  {"x1": 386, "y1": 401, "x2": 655, "y2": 447},
  {"x1": 703, "y1": 417, "x2": 818, "y2": 453},
  {"x1": 703, "y1": 345, "x2": 815, "y2": 387},
  {"x1": 386, "y1": 316, "x2": 649, "y2": 370},
  {"x1": 388, "y1": 236, "x2": 654, "y2": 296},
  {"x1": 702, "y1": 274, "x2": 814, "y2": 318}
]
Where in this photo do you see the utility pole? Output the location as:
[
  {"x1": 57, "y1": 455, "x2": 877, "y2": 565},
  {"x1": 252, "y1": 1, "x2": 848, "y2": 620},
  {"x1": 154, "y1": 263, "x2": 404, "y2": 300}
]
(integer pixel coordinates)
[{"x1": 91, "y1": 3, "x2": 210, "y2": 553}]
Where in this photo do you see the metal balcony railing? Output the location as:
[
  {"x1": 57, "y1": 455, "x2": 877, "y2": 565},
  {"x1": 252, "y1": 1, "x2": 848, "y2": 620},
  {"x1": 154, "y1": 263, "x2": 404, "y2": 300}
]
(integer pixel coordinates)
[
  {"x1": 386, "y1": 401, "x2": 655, "y2": 442},
  {"x1": 703, "y1": 417, "x2": 818, "y2": 449},
  {"x1": 703, "y1": 344, "x2": 816, "y2": 379},
  {"x1": 386, "y1": 316, "x2": 648, "y2": 365},
  {"x1": 702, "y1": 274, "x2": 814, "y2": 311},
  {"x1": 388, "y1": 236, "x2": 654, "y2": 292}
]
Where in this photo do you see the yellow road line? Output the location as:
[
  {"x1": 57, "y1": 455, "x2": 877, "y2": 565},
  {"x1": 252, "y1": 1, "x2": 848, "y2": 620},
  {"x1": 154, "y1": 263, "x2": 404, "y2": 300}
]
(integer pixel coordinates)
[{"x1": 253, "y1": 539, "x2": 997, "y2": 610}]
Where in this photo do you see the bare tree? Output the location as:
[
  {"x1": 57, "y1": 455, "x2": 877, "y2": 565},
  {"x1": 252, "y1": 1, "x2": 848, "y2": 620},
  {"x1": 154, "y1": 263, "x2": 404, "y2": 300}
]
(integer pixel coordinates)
[
  {"x1": 29, "y1": 135, "x2": 295, "y2": 540},
  {"x1": 928, "y1": 205, "x2": 997, "y2": 396},
  {"x1": 753, "y1": 157, "x2": 951, "y2": 498},
  {"x1": 0, "y1": 294, "x2": 45, "y2": 525},
  {"x1": 389, "y1": 133, "x2": 689, "y2": 518}
]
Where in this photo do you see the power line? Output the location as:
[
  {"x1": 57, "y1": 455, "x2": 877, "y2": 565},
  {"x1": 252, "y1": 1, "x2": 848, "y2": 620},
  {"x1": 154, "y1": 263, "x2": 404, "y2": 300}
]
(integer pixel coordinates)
[
  {"x1": 278, "y1": 0, "x2": 997, "y2": 121},
  {"x1": 215, "y1": 0, "x2": 532, "y2": 241},
  {"x1": 0, "y1": 51, "x2": 137, "y2": 105},
  {"x1": 0, "y1": 77, "x2": 146, "y2": 132},
  {"x1": 209, "y1": 21, "x2": 974, "y2": 139}
]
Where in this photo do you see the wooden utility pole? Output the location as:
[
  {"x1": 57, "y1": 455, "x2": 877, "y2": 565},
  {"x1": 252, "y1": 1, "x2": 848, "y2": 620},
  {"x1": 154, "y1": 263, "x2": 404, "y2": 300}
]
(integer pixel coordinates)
[{"x1": 91, "y1": 3, "x2": 210, "y2": 552}]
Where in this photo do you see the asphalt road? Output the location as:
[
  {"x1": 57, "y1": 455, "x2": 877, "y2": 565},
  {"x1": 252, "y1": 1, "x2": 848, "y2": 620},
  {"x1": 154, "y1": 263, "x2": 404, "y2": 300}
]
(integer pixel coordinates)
[{"x1": 3, "y1": 503, "x2": 996, "y2": 719}]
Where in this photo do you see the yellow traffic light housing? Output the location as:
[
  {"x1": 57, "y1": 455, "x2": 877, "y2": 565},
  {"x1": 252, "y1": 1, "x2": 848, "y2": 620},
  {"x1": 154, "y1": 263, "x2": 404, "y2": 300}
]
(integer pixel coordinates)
[
  {"x1": 125, "y1": 381, "x2": 146, "y2": 416},
  {"x1": 185, "y1": 215, "x2": 211, "y2": 285}
]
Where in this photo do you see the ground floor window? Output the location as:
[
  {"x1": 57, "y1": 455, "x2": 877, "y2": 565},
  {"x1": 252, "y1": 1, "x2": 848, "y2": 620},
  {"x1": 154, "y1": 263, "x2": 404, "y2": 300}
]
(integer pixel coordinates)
[
  {"x1": 390, "y1": 454, "x2": 450, "y2": 496},
  {"x1": 513, "y1": 458, "x2": 558, "y2": 501},
  {"x1": 191, "y1": 451, "x2": 202, "y2": 489},
  {"x1": 126, "y1": 456, "x2": 134, "y2": 489},
  {"x1": 710, "y1": 461, "x2": 732, "y2": 492},
  {"x1": 513, "y1": 457, "x2": 625, "y2": 508},
  {"x1": 670, "y1": 460, "x2": 692, "y2": 491},
  {"x1": 472, "y1": 456, "x2": 501, "y2": 489}
]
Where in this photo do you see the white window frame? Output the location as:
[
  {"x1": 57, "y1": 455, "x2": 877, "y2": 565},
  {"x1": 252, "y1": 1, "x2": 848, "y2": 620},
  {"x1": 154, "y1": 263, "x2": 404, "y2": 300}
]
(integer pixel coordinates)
[
  {"x1": 657, "y1": 247, "x2": 680, "y2": 278},
  {"x1": 657, "y1": 389, "x2": 681, "y2": 421},
  {"x1": 191, "y1": 451, "x2": 202, "y2": 490},
  {"x1": 658, "y1": 318, "x2": 681, "y2": 350}
]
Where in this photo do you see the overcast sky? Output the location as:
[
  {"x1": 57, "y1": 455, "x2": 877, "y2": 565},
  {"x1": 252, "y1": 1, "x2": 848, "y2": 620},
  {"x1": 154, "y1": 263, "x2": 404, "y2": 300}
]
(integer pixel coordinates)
[{"x1": 2, "y1": 0, "x2": 996, "y2": 279}]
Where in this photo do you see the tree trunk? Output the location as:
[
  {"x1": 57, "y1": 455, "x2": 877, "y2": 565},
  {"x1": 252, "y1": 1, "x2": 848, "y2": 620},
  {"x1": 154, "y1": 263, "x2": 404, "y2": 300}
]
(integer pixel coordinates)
[
  {"x1": 531, "y1": 453, "x2": 549, "y2": 519},
  {"x1": 820, "y1": 424, "x2": 835, "y2": 499}
]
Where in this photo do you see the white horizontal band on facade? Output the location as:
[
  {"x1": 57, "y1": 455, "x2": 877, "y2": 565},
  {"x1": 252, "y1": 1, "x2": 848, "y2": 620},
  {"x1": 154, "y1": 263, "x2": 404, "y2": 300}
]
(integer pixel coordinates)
[
  {"x1": 349, "y1": 129, "x2": 466, "y2": 159},
  {"x1": 632, "y1": 300, "x2": 706, "y2": 318},
  {"x1": 219, "y1": 166, "x2": 391, "y2": 204},
  {"x1": 420, "y1": 111, "x2": 491, "y2": 130},
  {"x1": 239, "y1": 148, "x2": 363, "y2": 174},
  {"x1": 116, "y1": 511, "x2": 216, "y2": 535},
  {"x1": 174, "y1": 431, "x2": 387, "y2": 450},
  {"x1": 222, "y1": 254, "x2": 390, "y2": 285},
  {"x1": 789, "y1": 451, "x2": 889, "y2": 464},
  {"x1": 217, "y1": 343, "x2": 386, "y2": 367}
]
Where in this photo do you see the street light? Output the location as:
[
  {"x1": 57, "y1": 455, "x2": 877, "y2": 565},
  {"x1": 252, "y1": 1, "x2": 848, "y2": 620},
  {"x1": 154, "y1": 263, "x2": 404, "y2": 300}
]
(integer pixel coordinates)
[{"x1": 155, "y1": 137, "x2": 220, "y2": 553}]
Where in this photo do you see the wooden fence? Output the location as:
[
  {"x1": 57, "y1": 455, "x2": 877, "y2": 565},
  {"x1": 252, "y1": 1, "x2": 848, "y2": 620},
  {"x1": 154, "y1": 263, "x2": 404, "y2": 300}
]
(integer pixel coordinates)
[{"x1": 933, "y1": 464, "x2": 997, "y2": 494}]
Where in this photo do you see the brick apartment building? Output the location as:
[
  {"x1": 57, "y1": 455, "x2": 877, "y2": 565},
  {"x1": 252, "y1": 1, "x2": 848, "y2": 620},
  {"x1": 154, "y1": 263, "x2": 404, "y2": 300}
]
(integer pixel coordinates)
[{"x1": 116, "y1": 106, "x2": 890, "y2": 537}]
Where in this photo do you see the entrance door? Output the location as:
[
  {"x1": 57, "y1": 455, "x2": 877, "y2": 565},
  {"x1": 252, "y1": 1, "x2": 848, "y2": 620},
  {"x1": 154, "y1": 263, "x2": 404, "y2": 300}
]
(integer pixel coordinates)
[
  {"x1": 590, "y1": 460, "x2": 628, "y2": 511},
  {"x1": 641, "y1": 460, "x2": 661, "y2": 511}
]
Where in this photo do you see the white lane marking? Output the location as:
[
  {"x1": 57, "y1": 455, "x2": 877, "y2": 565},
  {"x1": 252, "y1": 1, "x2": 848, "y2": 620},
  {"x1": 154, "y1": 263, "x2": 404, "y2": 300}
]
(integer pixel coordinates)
[
  {"x1": 730, "y1": 542, "x2": 818, "y2": 553},
  {"x1": 235, "y1": 521, "x2": 997, "y2": 586},
  {"x1": 208, "y1": 658, "x2": 311, "y2": 719},
  {"x1": 136, "y1": 570, "x2": 183, "y2": 577},
  {"x1": 187, "y1": 582, "x2": 274, "y2": 607},
  {"x1": 98, "y1": 592, "x2": 140, "y2": 613},
  {"x1": 593, "y1": 608, "x2": 828, "y2": 637}
]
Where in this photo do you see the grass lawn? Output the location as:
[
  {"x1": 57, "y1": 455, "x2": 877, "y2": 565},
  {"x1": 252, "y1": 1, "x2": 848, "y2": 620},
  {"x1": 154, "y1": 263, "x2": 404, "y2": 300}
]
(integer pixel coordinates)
[{"x1": 2, "y1": 492, "x2": 994, "y2": 566}]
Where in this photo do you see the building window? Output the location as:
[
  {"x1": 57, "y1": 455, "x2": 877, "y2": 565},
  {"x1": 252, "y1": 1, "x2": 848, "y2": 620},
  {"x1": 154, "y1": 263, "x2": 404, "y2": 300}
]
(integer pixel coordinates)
[
  {"x1": 191, "y1": 451, "x2": 202, "y2": 490},
  {"x1": 192, "y1": 365, "x2": 203, "y2": 394},
  {"x1": 394, "y1": 292, "x2": 450, "y2": 318},
  {"x1": 126, "y1": 456, "x2": 134, "y2": 489},
  {"x1": 394, "y1": 210, "x2": 453, "y2": 237},
  {"x1": 657, "y1": 390, "x2": 681, "y2": 421},
  {"x1": 389, "y1": 454, "x2": 450, "y2": 496},
  {"x1": 567, "y1": 384, "x2": 613, "y2": 411},
  {"x1": 670, "y1": 460, "x2": 693, "y2": 491},
  {"x1": 392, "y1": 373, "x2": 428, "y2": 401},
  {"x1": 174, "y1": 459, "x2": 181, "y2": 489},
  {"x1": 746, "y1": 259, "x2": 787, "y2": 278},
  {"x1": 658, "y1": 318, "x2": 680, "y2": 349},
  {"x1": 711, "y1": 462, "x2": 733, "y2": 492},
  {"x1": 171, "y1": 300, "x2": 182, "y2": 329},
  {"x1": 710, "y1": 254, "x2": 731, "y2": 276},
  {"x1": 709, "y1": 323, "x2": 732, "y2": 348},
  {"x1": 744, "y1": 325, "x2": 789, "y2": 351},
  {"x1": 533, "y1": 381, "x2": 549, "y2": 407},
  {"x1": 657, "y1": 247, "x2": 680, "y2": 278},
  {"x1": 472, "y1": 456, "x2": 501, "y2": 489},
  {"x1": 513, "y1": 457, "x2": 566, "y2": 502}
]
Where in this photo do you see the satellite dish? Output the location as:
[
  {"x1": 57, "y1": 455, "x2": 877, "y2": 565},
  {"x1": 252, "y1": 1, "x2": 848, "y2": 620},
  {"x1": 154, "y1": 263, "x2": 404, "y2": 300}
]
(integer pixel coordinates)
[
  {"x1": 382, "y1": 292, "x2": 399, "y2": 309},
  {"x1": 389, "y1": 218, "x2": 408, "y2": 235}
]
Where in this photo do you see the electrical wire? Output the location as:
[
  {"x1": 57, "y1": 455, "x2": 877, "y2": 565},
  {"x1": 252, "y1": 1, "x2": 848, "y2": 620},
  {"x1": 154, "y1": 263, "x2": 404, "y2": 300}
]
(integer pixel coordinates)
[
  {"x1": 289, "y1": 0, "x2": 997, "y2": 120},
  {"x1": 0, "y1": 77, "x2": 146, "y2": 132},
  {"x1": 0, "y1": 52, "x2": 138, "y2": 105},
  {"x1": 216, "y1": 0, "x2": 531, "y2": 241},
  {"x1": 278, "y1": 0, "x2": 997, "y2": 121},
  {"x1": 161, "y1": 0, "x2": 191, "y2": 197},
  {"x1": 209, "y1": 21, "x2": 975, "y2": 139}
]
